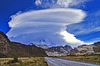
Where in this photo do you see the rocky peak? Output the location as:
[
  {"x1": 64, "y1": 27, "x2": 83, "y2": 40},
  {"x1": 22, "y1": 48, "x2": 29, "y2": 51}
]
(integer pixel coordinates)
[
  {"x1": 45, "y1": 45, "x2": 72, "y2": 56},
  {"x1": 0, "y1": 31, "x2": 10, "y2": 43},
  {"x1": 64, "y1": 45, "x2": 72, "y2": 52}
]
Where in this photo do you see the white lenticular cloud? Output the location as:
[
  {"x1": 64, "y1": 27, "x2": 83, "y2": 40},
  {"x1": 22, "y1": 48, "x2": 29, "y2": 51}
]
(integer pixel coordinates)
[{"x1": 7, "y1": 8, "x2": 86, "y2": 47}]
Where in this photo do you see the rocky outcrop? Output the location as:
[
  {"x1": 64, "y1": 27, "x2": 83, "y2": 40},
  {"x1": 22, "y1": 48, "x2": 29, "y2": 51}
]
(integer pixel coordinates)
[
  {"x1": 0, "y1": 31, "x2": 10, "y2": 43},
  {"x1": 93, "y1": 42, "x2": 100, "y2": 54},
  {"x1": 45, "y1": 45, "x2": 72, "y2": 56},
  {"x1": 70, "y1": 48, "x2": 79, "y2": 55}
]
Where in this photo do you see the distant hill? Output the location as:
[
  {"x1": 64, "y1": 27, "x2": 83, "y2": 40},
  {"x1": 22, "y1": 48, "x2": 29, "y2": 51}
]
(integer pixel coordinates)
[
  {"x1": 70, "y1": 45, "x2": 94, "y2": 55},
  {"x1": 70, "y1": 42, "x2": 100, "y2": 55},
  {"x1": 45, "y1": 45, "x2": 72, "y2": 56},
  {"x1": 0, "y1": 31, "x2": 47, "y2": 58}
]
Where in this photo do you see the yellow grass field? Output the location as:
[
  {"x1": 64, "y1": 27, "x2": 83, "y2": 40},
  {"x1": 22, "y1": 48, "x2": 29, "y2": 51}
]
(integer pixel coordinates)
[{"x1": 0, "y1": 57, "x2": 48, "y2": 66}]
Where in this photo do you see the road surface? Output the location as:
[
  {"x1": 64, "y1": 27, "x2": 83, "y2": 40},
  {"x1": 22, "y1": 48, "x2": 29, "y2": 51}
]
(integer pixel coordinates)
[{"x1": 45, "y1": 57, "x2": 100, "y2": 66}]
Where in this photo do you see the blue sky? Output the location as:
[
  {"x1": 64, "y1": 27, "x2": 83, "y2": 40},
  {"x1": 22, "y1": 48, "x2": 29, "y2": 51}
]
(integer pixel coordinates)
[
  {"x1": 0, "y1": 0, "x2": 100, "y2": 47},
  {"x1": 67, "y1": 0, "x2": 100, "y2": 43}
]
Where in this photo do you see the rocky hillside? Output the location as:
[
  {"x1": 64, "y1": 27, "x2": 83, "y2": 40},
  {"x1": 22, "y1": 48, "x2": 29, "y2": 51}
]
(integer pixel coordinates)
[
  {"x1": 45, "y1": 45, "x2": 72, "y2": 56},
  {"x1": 70, "y1": 42, "x2": 100, "y2": 55},
  {"x1": 0, "y1": 31, "x2": 10, "y2": 43},
  {"x1": 93, "y1": 42, "x2": 100, "y2": 54},
  {"x1": 0, "y1": 31, "x2": 47, "y2": 58},
  {"x1": 70, "y1": 44, "x2": 94, "y2": 55}
]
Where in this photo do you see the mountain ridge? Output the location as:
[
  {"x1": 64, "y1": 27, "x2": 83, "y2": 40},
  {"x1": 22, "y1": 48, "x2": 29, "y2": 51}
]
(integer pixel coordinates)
[{"x1": 0, "y1": 31, "x2": 47, "y2": 57}]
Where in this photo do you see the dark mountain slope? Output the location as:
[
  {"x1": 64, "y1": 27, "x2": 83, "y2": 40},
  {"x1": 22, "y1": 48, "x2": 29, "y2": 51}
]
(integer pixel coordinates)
[{"x1": 0, "y1": 31, "x2": 47, "y2": 57}]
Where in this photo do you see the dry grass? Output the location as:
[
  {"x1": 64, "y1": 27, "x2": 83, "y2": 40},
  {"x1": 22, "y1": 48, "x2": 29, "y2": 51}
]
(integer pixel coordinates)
[{"x1": 0, "y1": 57, "x2": 48, "y2": 66}]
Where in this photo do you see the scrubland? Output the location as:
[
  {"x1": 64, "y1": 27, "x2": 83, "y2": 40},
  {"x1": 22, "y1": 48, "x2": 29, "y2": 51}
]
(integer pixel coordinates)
[{"x1": 0, "y1": 57, "x2": 48, "y2": 66}]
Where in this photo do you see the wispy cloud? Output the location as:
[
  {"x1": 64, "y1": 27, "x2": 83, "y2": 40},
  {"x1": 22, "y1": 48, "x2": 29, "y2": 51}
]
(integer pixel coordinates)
[
  {"x1": 67, "y1": 10, "x2": 100, "y2": 35},
  {"x1": 85, "y1": 38, "x2": 100, "y2": 44},
  {"x1": 35, "y1": 0, "x2": 42, "y2": 6},
  {"x1": 35, "y1": 0, "x2": 87, "y2": 8}
]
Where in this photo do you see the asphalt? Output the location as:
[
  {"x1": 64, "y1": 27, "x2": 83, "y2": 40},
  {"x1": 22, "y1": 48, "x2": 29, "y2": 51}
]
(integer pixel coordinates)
[{"x1": 45, "y1": 57, "x2": 100, "y2": 66}]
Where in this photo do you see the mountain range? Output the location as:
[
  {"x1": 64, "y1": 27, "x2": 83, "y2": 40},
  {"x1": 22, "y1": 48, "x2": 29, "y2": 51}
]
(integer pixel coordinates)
[{"x1": 0, "y1": 31, "x2": 99, "y2": 57}]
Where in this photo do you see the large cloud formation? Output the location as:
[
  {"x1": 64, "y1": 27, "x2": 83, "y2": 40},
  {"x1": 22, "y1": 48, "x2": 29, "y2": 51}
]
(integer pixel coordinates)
[{"x1": 7, "y1": 8, "x2": 86, "y2": 47}]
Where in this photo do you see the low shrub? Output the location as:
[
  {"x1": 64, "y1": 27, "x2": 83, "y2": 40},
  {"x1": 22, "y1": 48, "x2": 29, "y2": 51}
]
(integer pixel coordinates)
[{"x1": 7, "y1": 57, "x2": 22, "y2": 64}]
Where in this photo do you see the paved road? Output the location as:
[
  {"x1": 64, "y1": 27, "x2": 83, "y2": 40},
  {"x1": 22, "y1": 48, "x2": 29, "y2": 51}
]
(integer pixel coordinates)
[{"x1": 45, "y1": 57, "x2": 100, "y2": 66}]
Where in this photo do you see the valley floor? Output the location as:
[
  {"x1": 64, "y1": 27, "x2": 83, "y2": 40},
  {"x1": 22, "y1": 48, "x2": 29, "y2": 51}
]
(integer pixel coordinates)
[{"x1": 0, "y1": 55, "x2": 100, "y2": 66}]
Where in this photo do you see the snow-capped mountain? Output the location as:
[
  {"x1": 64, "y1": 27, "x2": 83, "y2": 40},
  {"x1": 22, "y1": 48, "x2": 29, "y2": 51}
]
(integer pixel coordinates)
[{"x1": 35, "y1": 44, "x2": 48, "y2": 49}]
